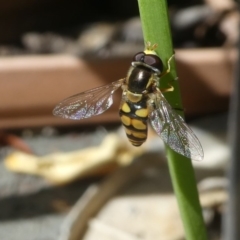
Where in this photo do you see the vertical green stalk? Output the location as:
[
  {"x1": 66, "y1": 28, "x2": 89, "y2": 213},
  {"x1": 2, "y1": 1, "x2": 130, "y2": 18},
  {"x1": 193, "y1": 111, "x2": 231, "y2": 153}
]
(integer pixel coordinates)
[{"x1": 137, "y1": 0, "x2": 207, "y2": 240}]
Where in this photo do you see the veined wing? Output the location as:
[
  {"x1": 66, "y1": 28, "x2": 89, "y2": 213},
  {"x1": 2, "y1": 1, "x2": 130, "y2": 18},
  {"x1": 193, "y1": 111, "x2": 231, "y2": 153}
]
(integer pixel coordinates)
[
  {"x1": 53, "y1": 79, "x2": 124, "y2": 120},
  {"x1": 148, "y1": 92, "x2": 204, "y2": 161}
]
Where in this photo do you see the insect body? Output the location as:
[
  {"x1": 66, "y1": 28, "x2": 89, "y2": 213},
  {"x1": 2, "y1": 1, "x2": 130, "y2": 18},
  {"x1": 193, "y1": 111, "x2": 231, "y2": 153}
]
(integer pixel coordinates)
[
  {"x1": 119, "y1": 49, "x2": 163, "y2": 147},
  {"x1": 119, "y1": 95, "x2": 149, "y2": 147},
  {"x1": 53, "y1": 43, "x2": 204, "y2": 160}
]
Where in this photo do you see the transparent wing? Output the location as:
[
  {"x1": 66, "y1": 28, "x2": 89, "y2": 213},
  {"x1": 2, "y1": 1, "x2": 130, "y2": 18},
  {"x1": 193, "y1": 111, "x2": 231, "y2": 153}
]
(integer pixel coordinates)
[
  {"x1": 53, "y1": 79, "x2": 124, "y2": 120},
  {"x1": 148, "y1": 92, "x2": 204, "y2": 161}
]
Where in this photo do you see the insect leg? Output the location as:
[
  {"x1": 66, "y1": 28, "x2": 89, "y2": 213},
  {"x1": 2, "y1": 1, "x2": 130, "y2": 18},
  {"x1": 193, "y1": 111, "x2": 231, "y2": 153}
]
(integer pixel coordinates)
[
  {"x1": 159, "y1": 54, "x2": 175, "y2": 78},
  {"x1": 154, "y1": 85, "x2": 183, "y2": 112},
  {"x1": 159, "y1": 76, "x2": 179, "y2": 93},
  {"x1": 160, "y1": 83, "x2": 174, "y2": 93}
]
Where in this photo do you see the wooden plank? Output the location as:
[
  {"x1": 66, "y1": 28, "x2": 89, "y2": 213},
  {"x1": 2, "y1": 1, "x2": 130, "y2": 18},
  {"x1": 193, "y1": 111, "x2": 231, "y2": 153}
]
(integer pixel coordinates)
[{"x1": 0, "y1": 48, "x2": 236, "y2": 129}]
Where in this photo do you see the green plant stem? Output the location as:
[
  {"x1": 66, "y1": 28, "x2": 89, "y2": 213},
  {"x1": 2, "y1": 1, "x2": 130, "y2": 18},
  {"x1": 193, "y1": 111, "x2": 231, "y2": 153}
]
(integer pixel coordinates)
[{"x1": 138, "y1": 0, "x2": 207, "y2": 239}]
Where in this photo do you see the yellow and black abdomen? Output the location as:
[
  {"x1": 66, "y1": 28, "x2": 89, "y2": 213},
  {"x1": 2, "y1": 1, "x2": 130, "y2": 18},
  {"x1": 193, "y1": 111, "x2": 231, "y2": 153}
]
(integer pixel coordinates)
[{"x1": 119, "y1": 96, "x2": 149, "y2": 146}]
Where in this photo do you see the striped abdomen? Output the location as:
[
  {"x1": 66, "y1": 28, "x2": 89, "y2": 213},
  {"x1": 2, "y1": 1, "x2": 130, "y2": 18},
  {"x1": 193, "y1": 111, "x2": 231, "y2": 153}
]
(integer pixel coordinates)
[{"x1": 119, "y1": 96, "x2": 149, "y2": 146}]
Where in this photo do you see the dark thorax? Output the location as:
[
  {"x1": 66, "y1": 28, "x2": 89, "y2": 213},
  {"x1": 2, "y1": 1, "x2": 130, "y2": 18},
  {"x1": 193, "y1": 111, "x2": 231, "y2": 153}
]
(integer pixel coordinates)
[{"x1": 126, "y1": 65, "x2": 154, "y2": 95}]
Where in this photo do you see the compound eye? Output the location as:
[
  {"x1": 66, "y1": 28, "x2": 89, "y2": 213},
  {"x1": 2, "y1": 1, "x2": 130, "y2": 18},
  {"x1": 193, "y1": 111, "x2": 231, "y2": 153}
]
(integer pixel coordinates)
[
  {"x1": 144, "y1": 54, "x2": 163, "y2": 72},
  {"x1": 133, "y1": 52, "x2": 145, "y2": 62}
]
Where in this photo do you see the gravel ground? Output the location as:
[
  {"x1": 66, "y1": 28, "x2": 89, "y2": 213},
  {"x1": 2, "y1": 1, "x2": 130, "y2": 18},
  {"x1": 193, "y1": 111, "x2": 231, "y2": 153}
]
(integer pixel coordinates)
[{"x1": 0, "y1": 126, "x2": 109, "y2": 240}]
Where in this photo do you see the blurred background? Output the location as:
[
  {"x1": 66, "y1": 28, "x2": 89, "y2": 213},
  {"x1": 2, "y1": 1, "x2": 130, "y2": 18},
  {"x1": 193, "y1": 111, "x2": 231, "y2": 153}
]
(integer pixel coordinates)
[{"x1": 0, "y1": 0, "x2": 238, "y2": 239}]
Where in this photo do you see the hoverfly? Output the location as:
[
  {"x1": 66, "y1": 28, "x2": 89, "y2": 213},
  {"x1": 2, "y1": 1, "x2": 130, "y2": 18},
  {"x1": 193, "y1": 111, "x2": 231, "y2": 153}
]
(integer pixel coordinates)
[{"x1": 53, "y1": 42, "x2": 204, "y2": 161}]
